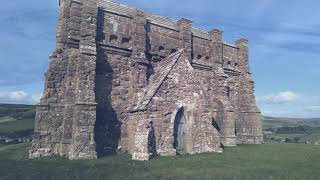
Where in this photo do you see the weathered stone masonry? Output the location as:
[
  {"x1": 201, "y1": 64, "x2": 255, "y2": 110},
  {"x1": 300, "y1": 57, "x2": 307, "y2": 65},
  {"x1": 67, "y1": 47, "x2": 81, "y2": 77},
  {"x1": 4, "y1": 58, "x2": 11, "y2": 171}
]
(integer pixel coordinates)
[{"x1": 30, "y1": 0, "x2": 263, "y2": 161}]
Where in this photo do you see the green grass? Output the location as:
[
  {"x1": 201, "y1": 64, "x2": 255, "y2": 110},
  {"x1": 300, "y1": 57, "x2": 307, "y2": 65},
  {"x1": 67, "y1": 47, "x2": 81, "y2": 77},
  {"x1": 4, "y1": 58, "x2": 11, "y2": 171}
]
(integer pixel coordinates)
[
  {"x1": 0, "y1": 143, "x2": 320, "y2": 180},
  {"x1": 299, "y1": 133, "x2": 320, "y2": 143},
  {"x1": 0, "y1": 116, "x2": 16, "y2": 123},
  {"x1": 272, "y1": 133, "x2": 306, "y2": 138},
  {"x1": 0, "y1": 104, "x2": 35, "y2": 135},
  {"x1": 0, "y1": 118, "x2": 34, "y2": 134},
  {"x1": 0, "y1": 106, "x2": 319, "y2": 179}
]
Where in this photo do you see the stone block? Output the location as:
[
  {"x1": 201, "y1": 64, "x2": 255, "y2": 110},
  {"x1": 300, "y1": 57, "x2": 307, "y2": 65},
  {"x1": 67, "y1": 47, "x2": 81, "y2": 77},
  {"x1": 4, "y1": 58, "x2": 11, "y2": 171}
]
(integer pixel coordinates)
[{"x1": 30, "y1": 0, "x2": 262, "y2": 161}]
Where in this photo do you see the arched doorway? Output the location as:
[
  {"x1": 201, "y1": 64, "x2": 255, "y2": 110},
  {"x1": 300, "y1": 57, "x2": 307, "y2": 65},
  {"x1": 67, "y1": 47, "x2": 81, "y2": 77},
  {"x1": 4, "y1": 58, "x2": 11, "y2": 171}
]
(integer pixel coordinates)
[{"x1": 173, "y1": 107, "x2": 187, "y2": 154}]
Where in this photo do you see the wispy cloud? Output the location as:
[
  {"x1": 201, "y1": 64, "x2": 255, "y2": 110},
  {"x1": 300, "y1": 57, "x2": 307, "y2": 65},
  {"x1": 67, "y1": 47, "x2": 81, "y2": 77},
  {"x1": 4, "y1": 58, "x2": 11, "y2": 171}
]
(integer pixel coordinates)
[
  {"x1": 257, "y1": 91, "x2": 299, "y2": 104},
  {"x1": 0, "y1": 91, "x2": 28, "y2": 101},
  {"x1": 259, "y1": 25, "x2": 320, "y2": 55},
  {"x1": 257, "y1": 91, "x2": 320, "y2": 118},
  {"x1": 0, "y1": 0, "x2": 318, "y2": 119},
  {"x1": 0, "y1": 91, "x2": 42, "y2": 104}
]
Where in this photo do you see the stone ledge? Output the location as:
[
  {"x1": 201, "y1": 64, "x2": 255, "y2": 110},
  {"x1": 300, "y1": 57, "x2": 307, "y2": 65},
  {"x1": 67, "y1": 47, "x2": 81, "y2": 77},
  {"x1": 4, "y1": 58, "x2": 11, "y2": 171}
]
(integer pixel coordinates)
[{"x1": 75, "y1": 102, "x2": 98, "y2": 106}]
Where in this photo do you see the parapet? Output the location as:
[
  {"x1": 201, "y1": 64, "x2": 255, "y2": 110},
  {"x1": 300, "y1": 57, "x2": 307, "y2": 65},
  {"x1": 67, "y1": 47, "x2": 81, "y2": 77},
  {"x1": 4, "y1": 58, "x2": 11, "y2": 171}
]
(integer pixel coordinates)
[
  {"x1": 98, "y1": 0, "x2": 233, "y2": 43},
  {"x1": 235, "y1": 38, "x2": 249, "y2": 48}
]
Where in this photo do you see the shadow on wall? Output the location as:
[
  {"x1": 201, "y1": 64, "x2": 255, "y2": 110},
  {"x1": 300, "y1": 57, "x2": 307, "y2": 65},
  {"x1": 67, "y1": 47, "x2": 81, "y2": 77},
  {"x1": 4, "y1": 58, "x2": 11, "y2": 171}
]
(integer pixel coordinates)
[
  {"x1": 94, "y1": 10, "x2": 121, "y2": 157},
  {"x1": 94, "y1": 47, "x2": 121, "y2": 157}
]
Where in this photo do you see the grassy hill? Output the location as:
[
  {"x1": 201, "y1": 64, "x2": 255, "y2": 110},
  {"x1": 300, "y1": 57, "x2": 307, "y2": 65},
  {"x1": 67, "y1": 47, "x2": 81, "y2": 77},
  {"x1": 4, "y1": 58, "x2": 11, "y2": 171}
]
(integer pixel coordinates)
[
  {"x1": 0, "y1": 104, "x2": 35, "y2": 120},
  {"x1": 262, "y1": 116, "x2": 320, "y2": 129},
  {"x1": 0, "y1": 104, "x2": 320, "y2": 179},
  {"x1": 0, "y1": 143, "x2": 319, "y2": 180},
  {"x1": 0, "y1": 104, "x2": 35, "y2": 135},
  {"x1": 262, "y1": 116, "x2": 320, "y2": 144}
]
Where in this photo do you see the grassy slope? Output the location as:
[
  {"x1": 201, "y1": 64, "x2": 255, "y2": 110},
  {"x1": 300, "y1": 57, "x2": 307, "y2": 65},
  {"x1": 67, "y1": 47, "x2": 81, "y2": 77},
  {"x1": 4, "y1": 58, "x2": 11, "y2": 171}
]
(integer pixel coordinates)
[
  {"x1": 0, "y1": 104, "x2": 35, "y2": 134},
  {"x1": 0, "y1": 105, "x2": 319, "y2": 179},
  {"x1": 0, "y1": 118, "x2": 34, "y2": 134},
  {"x1": 0, "y1": 143, "x2": 319, "y2": 180},
  {"x1": 0, "y1": 104, "x2": 35, "y2": 119}
]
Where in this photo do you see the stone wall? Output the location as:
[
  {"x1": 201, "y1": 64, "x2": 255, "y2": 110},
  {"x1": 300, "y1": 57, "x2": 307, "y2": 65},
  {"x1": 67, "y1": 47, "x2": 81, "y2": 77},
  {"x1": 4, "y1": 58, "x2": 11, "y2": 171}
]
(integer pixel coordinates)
[
  {"x1": 30, "y1": 0, "x2": 99, "y2": 160},
  {"x1": 130, "y1": 51, "x2": 222, "y2": 160},
  {"x1": 30, "y1": 0, "x2": 263, "y2": 161}
]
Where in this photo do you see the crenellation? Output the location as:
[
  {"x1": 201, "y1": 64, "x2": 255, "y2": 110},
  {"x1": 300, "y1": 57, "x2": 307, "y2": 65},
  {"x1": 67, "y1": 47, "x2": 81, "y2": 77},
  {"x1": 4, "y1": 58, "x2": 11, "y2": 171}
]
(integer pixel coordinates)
[{"x1": 30, "y1": 0, "x2": 263, "y2": 161}]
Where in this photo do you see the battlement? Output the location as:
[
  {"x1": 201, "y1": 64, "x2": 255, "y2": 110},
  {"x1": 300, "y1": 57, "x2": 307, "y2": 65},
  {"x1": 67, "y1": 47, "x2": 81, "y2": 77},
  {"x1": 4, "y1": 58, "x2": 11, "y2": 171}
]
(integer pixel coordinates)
[
  {"x1": 30, "y1": 0, "x2": 263, "y2": 161},
  {"x1": 98, "y1": 0, "x2": 238, "y2": 43}
]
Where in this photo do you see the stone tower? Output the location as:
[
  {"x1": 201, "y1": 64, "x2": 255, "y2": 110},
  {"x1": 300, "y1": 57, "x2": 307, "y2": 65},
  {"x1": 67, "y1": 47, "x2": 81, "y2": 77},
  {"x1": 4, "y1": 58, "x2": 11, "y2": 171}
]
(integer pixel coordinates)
[
  {"x1": 30, "y1": 0, "x2": 263, "y2": 161},
  {"x1": 29, "y1": 0, "x2": 99, "y2": 160}
]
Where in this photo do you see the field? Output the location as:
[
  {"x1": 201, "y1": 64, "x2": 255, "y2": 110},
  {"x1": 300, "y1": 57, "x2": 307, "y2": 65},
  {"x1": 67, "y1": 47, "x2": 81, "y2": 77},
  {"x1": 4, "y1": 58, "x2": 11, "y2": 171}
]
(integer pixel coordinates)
[
  {"x1": 0, "y1": 118, "x2": 34, "y2": 134},
  {"x1": 263, "y1": 116, "x2": 320, "y2": 144},
  {"x1": 262, "y1": 116, "x2": 320, "y2": 129},
  {"x1": 0, "y1": 143, "x2": 320, "y2": 180},
  {"x1": 0, "y1": 104, "x2": 320, "y2": 180},
  {"x1": 0, "y1": 104, "x2": 35, "y2": 136}
]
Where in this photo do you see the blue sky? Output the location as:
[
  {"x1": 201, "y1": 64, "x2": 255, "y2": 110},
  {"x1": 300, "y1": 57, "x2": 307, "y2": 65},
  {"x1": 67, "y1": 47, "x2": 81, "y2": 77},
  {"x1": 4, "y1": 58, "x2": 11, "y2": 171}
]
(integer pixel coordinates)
[{"x1": 0, "y1": 0, "x2": 319, "y2": 118}]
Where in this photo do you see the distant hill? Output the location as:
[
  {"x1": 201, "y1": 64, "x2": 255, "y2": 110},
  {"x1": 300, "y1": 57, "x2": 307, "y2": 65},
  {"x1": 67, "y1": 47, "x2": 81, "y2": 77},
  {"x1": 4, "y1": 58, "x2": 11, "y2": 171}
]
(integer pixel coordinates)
[
  {"x1": 262, "y1": 116, "x2": 320, "y2": 144},
  {"x1": 0, "y1": 104, "x2": 36, "y2": 121},
  {"x1": 1, "y1": 103, "x2": 320, "y2": 136},
  {"x1": 0, "y1": 104, "x2": 35, "y2": 136},
  {"x1": 262, "y1": 116, "x2": 320, "y2": 129}
]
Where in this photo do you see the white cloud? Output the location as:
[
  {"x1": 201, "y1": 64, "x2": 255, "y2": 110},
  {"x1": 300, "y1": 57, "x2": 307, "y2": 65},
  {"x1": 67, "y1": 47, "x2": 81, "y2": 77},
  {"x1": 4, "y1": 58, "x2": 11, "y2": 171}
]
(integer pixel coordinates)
[
  {"x1": 0, "y1": 91, "x2": 41, "y2": 104},
  {"x1": 31, "y1": 94, "x2": 42, "y2": 104},
  {"x1": 0, "y1": 91, "x2": 28, "y2": 101},
  {"x1": 257, "y1": 92, "x2": 320, "y2": 118},
  {"x1": 257, "y1": 91, "x2": 299, "y2": 104}
]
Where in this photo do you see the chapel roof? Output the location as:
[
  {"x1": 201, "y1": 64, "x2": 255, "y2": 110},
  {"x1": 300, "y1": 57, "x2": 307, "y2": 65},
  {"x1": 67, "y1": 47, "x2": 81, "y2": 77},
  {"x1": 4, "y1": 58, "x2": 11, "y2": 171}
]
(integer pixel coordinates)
[{"x1": 132, "y1": 49, "x2": 184, "y2": 112}]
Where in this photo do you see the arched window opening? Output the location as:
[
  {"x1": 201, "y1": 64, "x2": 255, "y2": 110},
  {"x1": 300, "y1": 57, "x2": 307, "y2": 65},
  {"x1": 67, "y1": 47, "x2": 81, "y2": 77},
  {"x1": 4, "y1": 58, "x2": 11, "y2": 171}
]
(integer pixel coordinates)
[
  {"x1": 212, "y1": 118, "x2": 221, "y2": 132},
  {"x1": 234, "y1": 122, "x2": 238, "y2": 136},
  {"x1": 146, "y1": 64, "x2": 154, "y2": 81}
]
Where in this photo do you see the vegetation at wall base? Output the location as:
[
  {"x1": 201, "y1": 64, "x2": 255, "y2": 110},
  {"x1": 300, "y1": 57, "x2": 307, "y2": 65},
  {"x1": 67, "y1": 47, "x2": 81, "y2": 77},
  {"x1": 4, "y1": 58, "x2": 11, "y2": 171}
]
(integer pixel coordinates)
[
  {"x1": 0, "y1": 143, "x2": 320, "y2": 180},
  {"x1": 0, "y1": 104, "x2": 320, "y2": 179}
]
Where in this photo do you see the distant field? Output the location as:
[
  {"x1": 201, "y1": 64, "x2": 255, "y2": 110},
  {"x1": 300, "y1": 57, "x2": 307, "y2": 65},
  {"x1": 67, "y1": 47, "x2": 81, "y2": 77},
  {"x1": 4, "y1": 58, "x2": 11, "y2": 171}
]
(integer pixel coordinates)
[
  {"x1": 0, "y1": 104, "x2": 35, "y2": 135},
  {"x1": 0, "y1": 104, "x2": 35, "y2": 120},
  {"x1": 263, "y1": 116, "x2": 320, "y2": 144},
  {"x1": 0, "y1": 116, "x2": 16, "y2": 123},
  {"x1": 263, "y1": 116, "x2": 320, "y2": 129},
  {"x1": 0, "y1": 143, "x2": 319, "y2": 180},
  {"x1": 0, "y1": 118, "x2": 34, "y2": 134}
]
